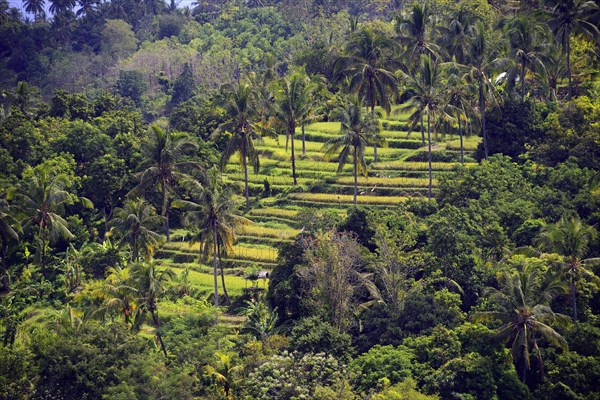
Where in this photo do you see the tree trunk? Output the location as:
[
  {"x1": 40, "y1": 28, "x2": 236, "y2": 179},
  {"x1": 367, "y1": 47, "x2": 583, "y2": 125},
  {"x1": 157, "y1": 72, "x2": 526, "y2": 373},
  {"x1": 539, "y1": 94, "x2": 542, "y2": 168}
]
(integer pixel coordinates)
[
  {"x1": 213, "y1": 227, "x2": 219, "y2": 324},
  {"x1": 566, "y1": 32, "x2": 572, "y2": 100},
  {"x1": 458, "y1": 111, "x2": 464, "y2": 164},
  {"x1": 218, "y1": 243, "x2": 230, "y2": 305},
  {"x1": 151, "y1": 307, "x2": 168, "y2": 357},
  {"x1": 420, "y1": 114, "x2": 425, "y2": 146},
  {"x1": 242, "y1": 142, "x2": 250, "y2": 210},
  {"x1": 520, "y1": 62, "x2": 526, "y2": 101},
  {"x1": 162, "y1": 180, "x2": 170, "y2": 243},
  {"x1": 301, "y1": 122, "x2": 306, "y2": 155},
  {"x1": 353, "y1": 146, "x2": 358, "y2": 208},
  {"x1": 479, "y1": 78, "x2": 488, "y2": 159},
  {"x1": 571, "y1": 275, "x2": 577, "y2": 322},
  {"x1": 290, "y1": 122, "x2": 298, "y2": 185},
  {"x1": 369, "y1": 77, "x2": 378, "y2": 162},
  {"x1": 427, "y1": 111, "x2": 432, "y2": 200}
]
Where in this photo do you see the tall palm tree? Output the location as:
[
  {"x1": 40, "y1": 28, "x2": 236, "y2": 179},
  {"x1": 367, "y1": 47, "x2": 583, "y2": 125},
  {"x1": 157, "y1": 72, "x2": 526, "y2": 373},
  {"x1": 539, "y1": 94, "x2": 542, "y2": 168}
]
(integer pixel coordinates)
[
  {"x1": 23, "y1": 0, "x2": 46, "y2": 21},
  {"x1": 506, "y1": 16, "x2": 551, "y2": 101},
  {"x1": 110, "y1": 198, "x2": 164, "y2": 262},
  {"x1": 537, "y1": 217, "x2": 599, "y2": 321},
  {"x1": 400, "y1": 56, "x2": 451, "y2": 200},
  {"x1": 445, "y1": 63, "x2": 473, "y2": 164},
  {"x1": 176, "y1": 170, "x2": 250, "y2": 323},
  {"x1": 130, "y1": 125, "x2": 198, "y2": 242},
  {"x1": 213, "y1": 82, "x2": 262, "y2": 210},
  {"x1": 0, "y1": 198, "x2": 21, "y2": 292},
  {"x1": 440, "y1": 7, "x2": 479, "y2": 65},
  {"x1": 271, "y1": 68, "x2": 319, "y2": 185},
  {"x1": 466, "y1": 21, "x2": 507, "y2": 159},
  {"x1": 11, "y1": 167, "x2": 76, "y2": 271},
  {"x1": 323, "y1": 96, "x2": 369, "y2": 208},
  {"x1": 395, "y1": 4, "x2": 440, "y2": 68},
  {"x1": 48, "y1": 0, "x2": 75, "y2": 15},
  {"x1": 128, "y1": 261, "x2": 175, "y2": 357},
  {"x1": 545, "y1": 0, "x2": 599, "y2": 99},
  {"x1": 473, "y1": 256, "x2": 569, "y2": 383},
  {"x1": 334, "y1": 27, "x2": 398, "y2": 162}
]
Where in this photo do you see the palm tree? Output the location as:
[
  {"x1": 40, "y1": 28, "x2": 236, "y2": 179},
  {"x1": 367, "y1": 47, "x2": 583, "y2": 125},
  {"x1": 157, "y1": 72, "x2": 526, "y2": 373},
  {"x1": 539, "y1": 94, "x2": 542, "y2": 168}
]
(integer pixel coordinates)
[
  {"x1": 400, "y1": 56, "x2": 451, "y2": 200},
  {"x1": 395, "y1": 4, "x2": 440, "y2": 68},
  {"x1": 323, "y1": 96, "x2": 369, "y2": 208},
  {"x1": 48, "y1": 0, "x2": 75, "y2": 15},
  {"x1": 537, "y1": 217, "x2": 599, "y2": 321},
  {"x1": 271, "y1": 68, "x2": 319, "y2": 185},
  {"x1": 0, "y1": 198, "x2": 21, "y2": 292},
  {"x1": 445, "y1": 64, "x2": 473, "y2": 164},
  {"x1": 130, "y1": 125, "x2": 198, "y2": 242},
  {"x1": 23, "y1": 0, "x2": 46, "y2": 21},
  {"x1": 11, "y1": 167, "x2": 76, "y2": 271},
  {"x1": 334, "y1": 27, "x2": 398, "y2": 162},
  {"x1": 440, "y1": 7, "x2": 479, "y2": 65},
  {"x1": 213, "y1": 82, "x2": 262, "y2": 210},
  {"x1": 506, "y1": 16, "x2": 551, "y2": 100},
  {"x1": 176, "y1": 170, "x2": 250, "y2": 323},
  {"x1": 545, "y1": 0, "x2": 599, "y2": 99},
  {"x1": 466, "y1": 21, "x2": 507, "y2": 159},
  {"x1": 473, "y1": 256, "x2": 569, "y2": 383},
  {"x1": 110, "y1": 198, "x2": 164, "y2": 262},
  {"x1": 203, "y1": 352, "x2": 243, "y2": 398},
  {"x1": 128, "y1": 261, "x2": 175, "y2": 357}
]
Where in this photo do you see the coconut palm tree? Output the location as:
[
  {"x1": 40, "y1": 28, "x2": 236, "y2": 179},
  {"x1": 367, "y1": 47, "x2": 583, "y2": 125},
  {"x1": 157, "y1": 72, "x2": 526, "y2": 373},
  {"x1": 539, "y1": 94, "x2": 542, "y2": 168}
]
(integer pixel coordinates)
[
  {"x1": 445, "y1": 63, "x2": 473, "y2": 164},
  {"x1": 130, "y1": 125, "x2": 198, "y2": 242},
  {"x1": 399, "y1": 56, "x2": 451, "y2": 200},
  {"x1": 323, "y1": 96, "x2": 370, "y2": 208},
  {"x1": 271, "y1": 68, "x2": 319, "y2": 185},
  {"x1": 506, "y1": 16, "x2": 552, "y2": 101},
  {"x1": 334, "y1": 27, "x2": 398, "y2": 162},
  {"x1": 440, "y1": 7, "x2": 479, "y2": 65},
  {"x1": 175, "y1": 169, "x2": 250, "y2": 323},
  {"x1": 473, "y1": 256, "x2": 569, "y2": 383},
  {"x1": 395, "y1": 4, "x2": 440, "y2": 68},
  {"x1": 203, "y1": 352, "x2": 243, "y2": 399},
  {"x1": 0, "y1": 198, "x2": 21, "y2": 292},
  {"x1": 110, "y1": 198, "x2": 164, "y2": 262},
  {"x1": 466, "y1": 21, "x2": 507, "y2": 159},
  {"x1": 11, "y1": 167, "x2": 76, "y2": 271},
  {"x1": 537, "y1": 217, "x2": 599, "y2": 321},
  {"x1": 212, "y1": 82, "x2": 262, "y2": 210},
  {"x1": 23, "y1": 0, "x2": 46, "y2": 21},
  {"x1": 545, "y1": 0, "x2": 599, "y2": 99},
  {"x1": 128, "y1": 261, "x2": 175, "y2": 357}
]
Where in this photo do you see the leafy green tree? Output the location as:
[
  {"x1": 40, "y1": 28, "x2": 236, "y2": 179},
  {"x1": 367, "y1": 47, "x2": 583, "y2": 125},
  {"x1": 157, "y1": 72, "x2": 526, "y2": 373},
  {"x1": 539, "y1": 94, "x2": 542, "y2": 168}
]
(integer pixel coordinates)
[
  {"x1": 11, "y1": 165, "x2": 76, "y2": 271},
  {"x1": 537, "y1": 217, "x2": 599, "y2": 321},
  {"x1": 115, "y1": 70, "x2": 147, "y2": 106},
  {"x1": 349, "y1": 345, "x2": 413, "y2": 393},
  {"x1": 0, "y1": 198, "x2": 20, "y2": 291},
  {"x1": 400, "y1": 56, "x2": 451, "y2": 199},
  {"x1": 130, "y1": 125, "x2": 198, "y2": 242},
  {"x1": 128, "y1": 261, "x2": 175, "y2": 357},
  {"x1": 176, "y1": 170, "x2": 250, "y2": 322},
  {"x1": 213, "y1": 82, "x2": 262, "y2": 210},
  {"x1": 506, "y1": 16, "x2": 551, "y2": 101},
  {"x1": 110, "y1": 197, "x2": 164, "y2": 262},
  {"x1": 170, "y1": 63, "x2": 196, "y2": 108},
  {"x1": 545, "y1": 0, "x2": 599, "y2": 99},
  {"x1": 203, "y1": 352, "x2": 242, "y2": 399},
  {"x1": 323, "y1": 96, "x2": 369, "y2": 208},
  {"x1": 271, "y1": 68, "x2": 319, "y2": 185},
  {"x1": 334, "y1": 27, "x2": 398, "y2": 161},
  {"x1": 473, "y1": 255, "x2": 570, "y2": 383}
]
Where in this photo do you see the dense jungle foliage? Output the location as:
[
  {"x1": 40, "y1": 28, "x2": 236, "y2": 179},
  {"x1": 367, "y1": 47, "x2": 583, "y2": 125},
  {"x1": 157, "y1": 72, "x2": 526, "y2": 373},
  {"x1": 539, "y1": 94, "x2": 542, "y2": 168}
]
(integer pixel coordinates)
[{"x1": 1, "y1": 0, "x2": 600, "y2": 398}]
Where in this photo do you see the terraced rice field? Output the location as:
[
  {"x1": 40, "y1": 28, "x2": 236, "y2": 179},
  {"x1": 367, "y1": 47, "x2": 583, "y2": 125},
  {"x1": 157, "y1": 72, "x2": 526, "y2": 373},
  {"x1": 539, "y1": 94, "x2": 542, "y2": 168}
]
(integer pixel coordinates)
[{"x1": 156, "y1": 106, "x2": 481, "y2": 300}]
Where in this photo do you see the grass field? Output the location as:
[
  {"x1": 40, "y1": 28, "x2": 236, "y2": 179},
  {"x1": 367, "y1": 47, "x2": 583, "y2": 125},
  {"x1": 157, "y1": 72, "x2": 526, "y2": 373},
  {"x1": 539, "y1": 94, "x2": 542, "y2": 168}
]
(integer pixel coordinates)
[
  {"x1": 334, "y1": 175, "x2": 437, "y2": 188},
  {"x1": 288, "y1": 192, "x2": 409, "y2": 205}
]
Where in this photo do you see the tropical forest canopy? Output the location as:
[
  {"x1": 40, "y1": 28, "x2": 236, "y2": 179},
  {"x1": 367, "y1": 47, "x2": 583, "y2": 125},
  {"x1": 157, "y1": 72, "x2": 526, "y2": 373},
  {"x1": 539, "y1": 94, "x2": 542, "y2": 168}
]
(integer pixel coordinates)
[{"x1": 1, "y1": 0, "x2": 600, "y2": 398}]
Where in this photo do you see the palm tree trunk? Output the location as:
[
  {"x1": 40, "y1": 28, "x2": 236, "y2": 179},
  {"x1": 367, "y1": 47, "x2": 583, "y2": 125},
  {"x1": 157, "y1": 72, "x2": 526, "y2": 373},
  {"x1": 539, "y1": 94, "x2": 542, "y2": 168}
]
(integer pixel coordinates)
[
  {"x1": 479, "y1": 79, "x2": 488, "y2": 159},
  {"x1": 213, "y1": 227, "x2": 219, "y2": 324},
  {"x1": 302, "y1": 122, "x2": 306, "y2": 155},
  {"x1": 520, "y1": 62, "x2": 526, "y2": 101},
  {"x1": 353, "y1": 146, "x2": 358, "y2": 208},
  {"x1": 242, "y1": 147, "x2": 250, "y2": 210},
  {"x1": 420, "y1": 114, "x2": 425, "y2": 146},
  {"x1": 290, "y1": 122, "x2": 298, "y2": 185},
  {"x1": 151, "y1": 306, "x2": 168, "y2": 357},
  {"x1": 369, "y1": 77, "x2": 378, "y2": 163},
  {"x1": 458, "y1": 111, "x2": 464, "y2": 164},
  {"x1": 218, "y1": 243, "x2": 230, "y2": 305},
  {"x1": 162, "y1": 180, "x2": 170, "y2": 242},
  {"x1": 571, "y1": 276, "x2": 577, "y2": 322},
  {"x1": 427, "y1": 111, "x2": 432, "y2": 200},
  {"x1": 566, "y1": 33, "x2": 572, "y2": 100}
]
